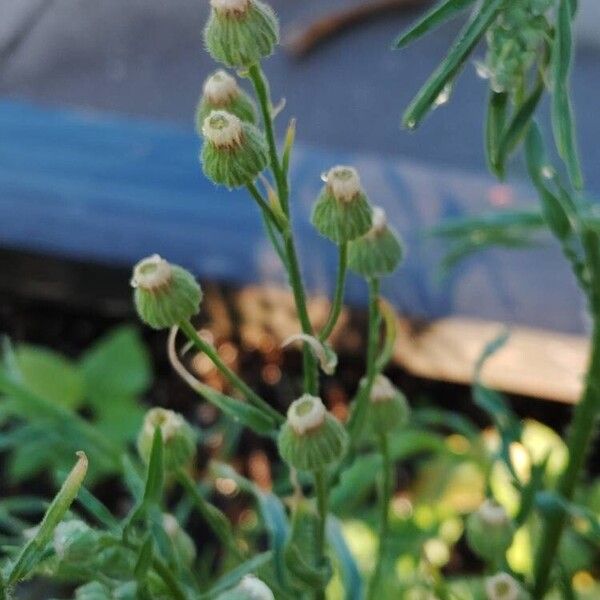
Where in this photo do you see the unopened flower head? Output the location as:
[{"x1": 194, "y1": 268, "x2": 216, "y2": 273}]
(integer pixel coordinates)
[
  {"x1": 466, "y1": 499, "x2": 514, "y2": 562},
  {"x1": 326, "y1": 166, "x2": 362, "y2": 203},
  {"x1": 137, "y1": 407, "x2": 196, "y2": 471},
  {"x1": 287, "y1": 394, "x2": 326, "y2": 435},
  {"x1": 163, "y1": 513, "x2": 197, "y2": 566},
  {"x1": 367, "y1": 375, "x2": 410, "y2": 433},
  {"x1": 485, "y1": 572, "x2": 522, "y2": 600},
  {"x1": 348, "y1": 206, "x2": 404, "y2": 278},
  {"x1": 203, "y1": 70, "x2": 239, "y2": 104},
  {"x1": 278, "y1": 394, "x2": 348, "y2": 471},
  {"x1": 204, "y1": 0, "x2": 279, "y2": 68},
  {"x1": 311, "y1": 165, "x2": 373, "y2": 244},
  {"x1": 203, "y1": 110, "x2": 244, "y2": 148},
  {"x1": 131, "y1": 255, "x2": 202, "y2": 330},
  {"x1": 201, "y1": 110, "x2": 268, "y2": 188}
]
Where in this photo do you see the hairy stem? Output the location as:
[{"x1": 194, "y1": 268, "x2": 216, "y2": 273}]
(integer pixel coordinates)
[
  {"x1": 179, "y1": 319, "x2": 283, "y2": 424},
  {"x1": 532, "y1": 318, "x2": 600, "y2": 597},
  {"x1": 313, "y1": 469, "x2": 329, "y2": 600},
  {"x1": 319, "y1": 242, "x2": 348, "y2": 341},
  {"x1": 368, "y1": 432, "x2": 393, "y2": 600}
]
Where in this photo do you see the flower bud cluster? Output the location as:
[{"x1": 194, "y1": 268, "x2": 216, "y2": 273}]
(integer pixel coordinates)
[
  {"x1": 466, "y1": 499, "x2": 515, "y2": 563},
  {"x1": 481, "y1": 1, "x2": 551, "y2": 94}
]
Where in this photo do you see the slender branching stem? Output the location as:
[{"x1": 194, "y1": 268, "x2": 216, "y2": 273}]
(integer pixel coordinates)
[
  {"x1": 247, "y1": 63, "x2": 318, "y2": 394},
  {"x1": 179, "y1": 319, "x2": 283, "y2": 424},
  {"x1": 368, "y1": 431, "x2": 393, "y2": 600},
  {"x1": 313, "y1": 468, "x2": 329, "y2": 600},
  {"x1": 319, "y1": 242, "x2": 348, "y2": 341},
  {"x1": 532, "y1": 317, "x2": 600, "y2": 596},
  {"x1": 246, "y1": 181, "x2": 286, "y2": 231}
]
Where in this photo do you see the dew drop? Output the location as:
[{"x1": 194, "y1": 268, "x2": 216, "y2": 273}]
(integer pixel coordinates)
[
  {"x1": 434, "y1": 83, "x2": 452, "y2": 108},
  {"x1": 541, "y1": 165, "x2": 555, "y2": 179}
]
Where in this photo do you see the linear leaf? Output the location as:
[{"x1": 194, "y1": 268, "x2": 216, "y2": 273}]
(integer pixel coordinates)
[
  {"x1": 551, "y1": 0, "x2": 583, "y2": 188},
  {"x1": 402, "y1": 0, "x2": 503, "y2": 128},
  {"x1": 485, "y1": 91, "x2": 508, "y2": 178},
  {"x1": 393, "y1": 0, "x2": 476, "y2": 48}
]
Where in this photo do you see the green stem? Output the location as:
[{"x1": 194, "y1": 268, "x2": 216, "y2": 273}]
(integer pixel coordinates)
[
  {"x1": 368, "y1": 432, "x2": 393, "y2": 600},
  {"x1": 179, "y1": 319, "x2": 283, "y2": 424},
  {"x1": 247, "y1": 63, "x2": 288, "y2": 216},
  {"x1": 246, "y1": 181, "x2": 286, "y2": 231},
  {"x1": 319, "y1": 242, "x2": 348, "y2": 341},
  {"x1": 313, "y1": 469, "x2": 329, "y2": 600},
  {"x1": 151, "y1": 555, "x2": 189, "y2": 600},
  {"x1": 348, "y1": 278, "x2": 381, "y2": 442},
  {"x1": 532, "y1": 317, "x2": 600, "y2": 597},
  {"x1": 247, "y1": 63, "x2": 318, "y2": 395}
]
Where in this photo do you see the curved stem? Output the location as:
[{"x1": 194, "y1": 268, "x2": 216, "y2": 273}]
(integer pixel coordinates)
[
  {"x1": 179, "y1": 319, "x2": 284, "y2": 424},
  {"x1": 313, "y1": 469, "x2": 329, "y2": 600},
  {"x1": 319, "y1": 242, "x2": 348, "y2": 341},
  {"x1": 368, "y1": 432, "x2": 392, "y2": 600},
  {"x1": 532, "y1": 317, "x2": 600, "y2": 597},
  {"x1": 246, "y1": 181, "x2": 285, "y2": 231}
]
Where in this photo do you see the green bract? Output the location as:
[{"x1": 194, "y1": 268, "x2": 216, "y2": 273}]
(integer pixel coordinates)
[
  {"x1": 311, "y1": 166, "x2": 373, "y2": 244},
  {"x1": 201, "y1": 110, "x2": 268, "y2": 188},
  {"x1": 204, "y1": 0, "x2": 279, "y2": 68},
  {"x1": 348, "y1": 207, "x2": 404, "y2": 277},
  {"x1": 278, "y1": 395, "x2": 348, "y2": 471},
  {"x1": 131, "y1": 254, "x2": 202, "y2": 330},
  {"x1": 137, "y1": 408, "x2": 196, "y2": 472},
  {"x1": 196, "y1": 70, "x2": 256, "y2": 133},
  {"x1": 367, "y1": 374, "x2": 410, "y2": 434}
]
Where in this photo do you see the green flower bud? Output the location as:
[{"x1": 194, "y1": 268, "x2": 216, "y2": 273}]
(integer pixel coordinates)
[
  {"x1": 131, "y1": 254, "x2": 202, "y2": 330},
  {"x1": 204, "y1": 0, "x2": 279, "y2": 68},
  {"x1": 196, "y1": 70, "x2": 257, "y2": 133},
  {"x1": 217, "y1": 575, "x2": 274, "y2": 600},
  {"x1": 311, "y1": 166, "x2": 373, "y2": 244},
  {"x1": 466, "y1": 500, "x2": 514, "y2": 562},
  {"x1": 278, "y1": 395, "x2": 348, "y2": 471},
  {"x1": 348, "y1": 207, "x2": 404, "y2": 277},
  {"x1": 137, "y1": 408, "x2": 196, "y2": 471},
  {"x1": 53, "y1": 520, "x2": 99, "y2": 563},
  {"x1": 367, "y1": 375, "x2": 410, "y2": 434},
  {"x1": 163, "y1": 513, "x2": 197, "y2": 566},
  {"x1": 201, "y1": 110, "x2": 268, "y2": 188},
  {"x1": 485, "y1": 572, "x2": 526, "y2": 600}
]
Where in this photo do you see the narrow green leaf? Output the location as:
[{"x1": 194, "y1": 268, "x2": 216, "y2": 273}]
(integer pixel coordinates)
[
  {"x1": 393, "y1": 0, "x2": 475, "y2": 48},
  {"x1": 76, "y1": 485, "x2": 120, "y2": 532},
  {"x1": 326, "y1": 517, "x2": 363, "y2": 600},
  {"x1": 195, "y1": 381, "x2": 276, "y2": 436},
  {"x1": 525, "y1": 124, "x2": 572, "y2": 241},
  {"x1": 402, "y1": 0, "x2": 503, "y2": 128},
  {"x1": 375, "y1": 299, "x2": 398, "y2": 372},
  {"x1": 551, "y1": 0, "x2": 583, "y2": 188},
  {"x1": 134, "y1": 535, "x2": 154, "y2": 580},
  {"x1": 485, "y1": 91, "x2": 508, "y2": 178},
  {"x1": 8, "y1": 452, "x2": 88, "y2": 584},
  {"x1": 498, "y1": 78, "x2": 544, "y2": 164},
  {"x1": 143, "y1": 428, "x2": 164, "y2": 506}
]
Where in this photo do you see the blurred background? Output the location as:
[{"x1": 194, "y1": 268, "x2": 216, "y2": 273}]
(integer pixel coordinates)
[{"x1": 0, "y1": 0, "x2": 599, "y2": 399}]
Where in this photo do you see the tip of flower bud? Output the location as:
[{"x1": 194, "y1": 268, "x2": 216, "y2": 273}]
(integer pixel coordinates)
[
  {"x1": 202, "y1": 110, "x2": 243, "y2": 147},
  {"x1": 143, "y1": 407, "x2": 185, "y2": 443},
  {"x1": 478, "y1": 499, "x2": 509, "y2": 526},
  {"x1": 370, "y1": 206, "x2": 388, "y2": 234},
  {"x1": 485, "y1": 572, "x2": 520, "y2": 600},
  {"x1": 287, "y1": 394, "x2": 326, "y2": 435},
  {"x1": 210, "y1": 0, "x2": 250, "y2": 15},
  {"x1": 131, "y1": 254, "x2": 172, "y2": 291},
  {"x1": 370, "y1": 374, "x2": 396, "y2": 403},
  {"x1": 203, "y1": 70, "x2": 239, "y2": 104},
  {"x1": 325, "y1": 166, "x2": 362, "y2": 202},
  {"x1": 237, "y1": 575, "x2": 274, "y2": 599}
]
